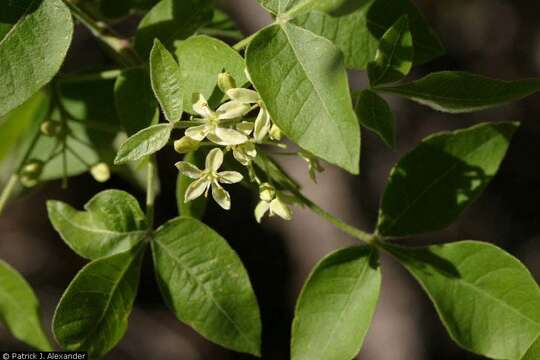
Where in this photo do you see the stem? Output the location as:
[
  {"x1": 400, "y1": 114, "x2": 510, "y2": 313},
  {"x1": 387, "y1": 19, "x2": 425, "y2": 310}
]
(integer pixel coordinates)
[
  {"x1": 295, "y1": 192, "x2": 377, "y2": 245},
  {"x1": 59, "y1": 69, "x2": 129, "y2": 83},
  {"x1": 62, "y1": 0, "x2": 141, "y2": 66},
  {"x1": 146, "y1": 157, "x2": 157, "y2": 229},
  {"x1": 233, "y1": 32, "x2": 258, "y2": 51},
  {"x1": 199, "y1": 28, "x2": 243, "y2": 40},
  {"x1": 0, "y1": 175, "x2": 19, "y2": 215}
]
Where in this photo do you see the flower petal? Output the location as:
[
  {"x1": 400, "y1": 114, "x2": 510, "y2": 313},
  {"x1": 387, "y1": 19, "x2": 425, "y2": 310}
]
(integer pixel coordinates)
[
  {"x1": 211, "y1": 127, "x2": 249, "y2": 146},
  {"x1": 217, "y1": 101, "x2": 251, "y2": 120},
  {"x1": 233, "y1": 149, "x2": 250, "y2": 166},
  {"x1": 270, "y1": 197, "x2": 292, "y2": 220},
  {"x1": 254, "y1": 108, "x2": 271, "y2": 143},
  {"x1": 185, "y1": 124, "x2": 210, "y2": 141},
  {"x1": 193, "y1": 94, "x2": 214, "y2": 118},
  {"x1": 218, "y1": 171, "x2": 243, "y2": 184},
  {"x1": 254, "y1": 201, "x2": 270, "y2": 223},
  {"x1": 205, "y1": 148, "x2": 224, "y2": 171},
  {"x1": 175, "y1": 161, "x2": 202, "y2": 179},
  {"x1": 211, "y1": 183, "x2": 231, "y2": 210},
  {"x1": 185, "y1": 177, "x2": 210, "y2": 202},
  {"x1": 236, "y1": 121, "x2": 254, "y2": 136},
  {"x1": 226, "y1": 88, "x2": 259, "y2": 104},
  {"x1": 174, "y1": 136, "x2": 200, "y2": 154}
]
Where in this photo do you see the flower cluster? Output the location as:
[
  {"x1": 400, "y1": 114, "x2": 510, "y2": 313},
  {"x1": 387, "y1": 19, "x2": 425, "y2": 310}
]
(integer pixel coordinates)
[{"x1": 174, "y1": 72, "x2": 298, "y2": 221}]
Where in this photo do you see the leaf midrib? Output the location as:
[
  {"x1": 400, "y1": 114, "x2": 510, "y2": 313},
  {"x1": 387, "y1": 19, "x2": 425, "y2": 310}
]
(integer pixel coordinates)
[
  {"x1": 154, "y1": 237, "x2": 257, "y2": 351},
  {"x1": 69, "y1": 249, "x2": 139, "y2": 350},
  {"x1": 316, "y1": 254, "x2": 372, "y2": 358},
  {"x1": 280, "y1": 23, "x2": 355, "y2": 164},
  {"x1": 381, "y1": 133, "x2": 502, "y2": 234},
  {"x1": 53, "y1": 206, "x2": 147, "y2": 238}
]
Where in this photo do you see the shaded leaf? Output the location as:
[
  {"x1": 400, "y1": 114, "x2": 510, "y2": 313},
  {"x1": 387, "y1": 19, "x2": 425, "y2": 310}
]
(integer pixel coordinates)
[
  {"x1": 294, "y1": 0, "x2": 444, "y2": 69},
  {"x1": 368, "y1": 15, "x2": 413, "y2": 87},
  {"x1": 53, "y1": 245, "x2": 145, "y2": 358},
  {"x1": 151, "y1": 217, "x2": 261, "y2": 356},
  {"x1": 291, "y1": 246, "x2": 381, "y2": 360},
  {"x1": 150, "y1": 39, "x2": 183, "y2": 122},
  {"x1": 115, "y1": 124, "x2": 172, "y2": 164},
  {"x1": 47, "y1": 190, "x2": 148, "y2": 259},
  {"x1": 246, "y1": 23, "x2": 360, "y2": 174},
  {"x1": 0, "y1": 260, "x2": 52, "y2": 351},
  {"x1": 175, "y1": 35, "x2": 247, "y2": 113},
  {"x1": 135, "y1": 0, "x2": 213, "y2": 57},
  {"x1": 386, "y1": 241, "x2": 540, "y2": 360},
  {"x1": 115, "y1": 68, "x2": 159, "y2": 135},
  {"x1": 0, "y1": 0, "x2": 73, "y2": 118},
  {"x1": 377, "y1": 72, "x2": 540, "y2": 113},
  {"x1": 354, "y1": 90, "x2": 396, "y2": 148},
  {"x1": 377, "y1": 122, "x2": 518, "y2": 237}
]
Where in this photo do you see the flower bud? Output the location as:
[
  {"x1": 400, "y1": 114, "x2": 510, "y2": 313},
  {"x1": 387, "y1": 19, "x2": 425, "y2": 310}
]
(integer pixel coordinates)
[
  {"x1": 218, "y1": 72, "x2": 237, "y2": 93},
  {"x1": 259, "y1": 182, "x2": 276, "y2": 202},
  {"x1": 40, "y1": 120, "x2": 63, "y2": 137},
  {"x1": 269, "y1": 124, "x2": 282, "y2": 141},
  {"x1": 19, "y1": 159, "x2": 44, "y2": 188},
  {"x1": 90, "y1": 162, "x2": 110, "y2": 183},
  {"x1": 174, "y1": 136, "x2": 200, "y2": 154}
]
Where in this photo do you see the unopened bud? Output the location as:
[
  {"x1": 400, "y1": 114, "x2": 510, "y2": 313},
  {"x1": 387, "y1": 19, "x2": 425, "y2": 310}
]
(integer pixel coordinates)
[
  {"x1": 40, "y1": 120, "x2": 63, "y2": 137},
  {"x1": 19, "y1": 159, "x2": 44, "y2": 188},
  {"x1": 218, "y1": 72, "x2": 237, "y2": 93},
  {"x1": 90, "y1": 162, "x2": 110, "y2": 183},
  {"x1": 269, "y1": 124, "x2": 282, "y2": 141},
  {"x1": 259, "y1": 182, "x2": 276, "y2": 202},
  {"x1": 174, "y1": 136, "x2": 200, "y2": 154}
]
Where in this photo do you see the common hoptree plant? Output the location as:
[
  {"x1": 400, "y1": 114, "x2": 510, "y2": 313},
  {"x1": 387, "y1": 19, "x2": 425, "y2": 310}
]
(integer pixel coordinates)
[{"x1": 1, "y1": 0, "x2": 540, "y2": 359}]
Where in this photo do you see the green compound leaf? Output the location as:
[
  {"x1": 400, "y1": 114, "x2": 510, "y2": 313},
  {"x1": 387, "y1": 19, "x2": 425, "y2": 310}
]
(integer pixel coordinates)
[
  {"x1": 294, "y1": 0, "x2": 444, "y2": 69},
  {"x1": 0, "y1": 260, "x2": 52, "y2": 351},
  {"x1": 354, "y1": 90, "x2": 396, "y2": 148},
  {"x1": 150, "y1": 39, "x2": 183, "y2": 123},
  {"x1": 53, "y1": 245, "x2": 145, "y2": 359},
  {"x1": 246, "y1": 23, "x2": 360, "y2": 174},
  {"x1": 377, "y1": 122, "x2": 518, "y2": 237},
  {"x1": 176, "y1": 152, "x2": 207, "y2": 219},
  {"x1": 47, "y1": 190, "x2": 148, "y2": 260},
  {"x1": 175, "y1": 35, "x2": 247, "y2": 113},
  {"x1": 115, "y1": 68, "x2": 159, "y2": 136},
  {"x1": 151, "y1": 217, "x2": 262, "y2": 356},
  {"x1": 368, "y1": 15, "x2": 413, "y2": 87},
  {"x1": 386, "y1": 241, "x2": 540, "y2": 360},
  {"x1": 377, "y1": 71, "x2": 540, "y2": 113},
  {"x1": 0, "y1": 0, "x2": 73, "y2": 118},
  {"x1": 115, "y1": 123, "x2": 173, "y2": 164},
  {"x1": 135, "y1": 0, "x2": 213, "y2": 57},
  {"x1": 291, "y1": 246, "x2": 381, "y2": 360}
]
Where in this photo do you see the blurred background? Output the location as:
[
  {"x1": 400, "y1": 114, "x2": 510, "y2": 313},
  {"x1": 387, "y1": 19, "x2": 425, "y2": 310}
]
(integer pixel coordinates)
[{"x1": 1, "y1": 0, "x2": 540, "y2": 359}]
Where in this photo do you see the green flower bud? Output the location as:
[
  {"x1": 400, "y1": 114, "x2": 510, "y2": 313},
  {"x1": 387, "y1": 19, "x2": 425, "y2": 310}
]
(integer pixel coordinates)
[
  {"x1": 90, "y1": 162, "x2": 110, "y2": 183},
  {"x1": 218, "y1": 72, "x2": 237, "y2": 93},
  {"x1": 259, "y1": 182, "x2": 276, "y2": 202},
  {"x1": 19, "y1": 159, "x2": 44, "y2": 188},
  {"x1": 40, "y1": 120, "x2": 63, "y2": 137},
  {"x1": 269, "y1": 124, "x2": 282, "y2": 141},
  {"x1": 174, "y1": 136, "x2": 200, "y2": 154}
]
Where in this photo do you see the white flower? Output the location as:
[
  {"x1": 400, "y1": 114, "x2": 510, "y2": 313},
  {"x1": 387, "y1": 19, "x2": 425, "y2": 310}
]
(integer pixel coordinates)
[
  {"x1": 175, "y1": 148, "x2": 243, "y2": 210},
  {"x1": 299, "y1": 151, "x2": 324, "y2": 183},
  {"x1": 90, "y1": 162, "x2": 110, "y2": 183},
  {"x1": 254, "y1": 183, "x2": 293, "y2": 222},
  {"x1": 185, "y1": 94, "x2": 250, "y2": 146},
  {"x1": 227, "y1": 88, "x2": 271, "y2": 143},
  {"x1": 232, "y1": 142, "x2": 257, "y2": 166}
]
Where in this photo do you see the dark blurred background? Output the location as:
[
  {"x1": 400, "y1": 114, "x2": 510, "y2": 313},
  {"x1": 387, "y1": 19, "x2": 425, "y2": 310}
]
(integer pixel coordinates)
[{"x1": 1, "y1": 0, "x2": 540, "y2": 359}]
